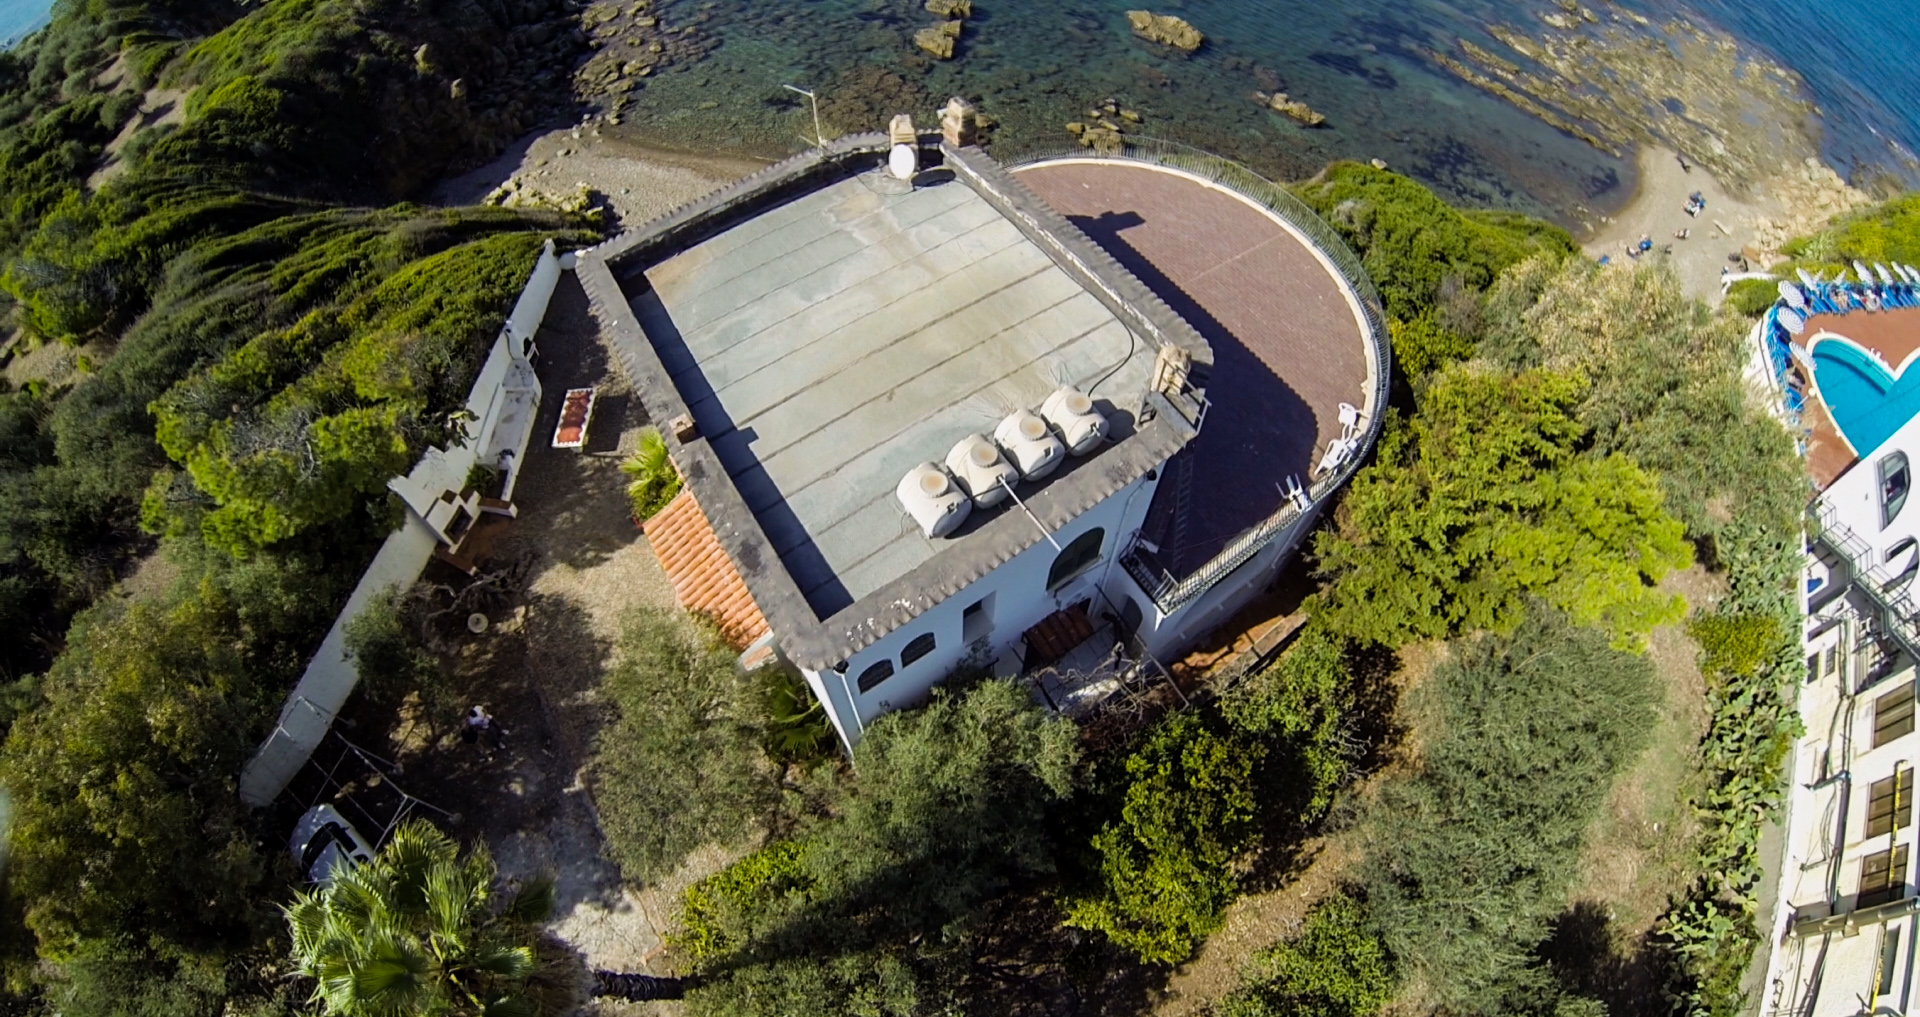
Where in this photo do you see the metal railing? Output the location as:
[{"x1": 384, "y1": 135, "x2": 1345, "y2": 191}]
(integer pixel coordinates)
[
  {"x1": 1002, "y1": 136, "x2": 1393, "y2": 615},
  {"x1": 1813, "y1": 502, "x2": 1920, "y2": 666}
]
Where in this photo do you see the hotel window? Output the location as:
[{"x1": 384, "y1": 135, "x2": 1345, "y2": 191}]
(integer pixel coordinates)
[
  {"x1": 1860, "y1": 845, "x2": 1911, "y2": 908},
  {"x1": 1877, "y1": 683, "x2": 1917, "y2": 748},
  {"x1": 1883, "y1": 451, "x2": 1912, "y2": 528},
  {"x1": 1047, "y1": 528, "x2": 1106, "y2": 591},
  {"x1": 857, "y1": 659, "x2": 894, "y2": 694},
  {"x1": 901, "y1": 633, "x2": 937, "y2": 668},
  {"x1": 1867, "y1": 767, "x2": 1917, "y2": 838}
]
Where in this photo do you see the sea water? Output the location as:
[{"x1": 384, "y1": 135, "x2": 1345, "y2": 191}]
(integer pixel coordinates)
[
  {"x1": 0, "y1": 0, "x2": 52, "y2": 49},
  {"x1": 3, "y1": 0, "x2": 1917, "y2": 220},
  {"x1": 613, "y1": 0, "x2": 1920, "y2": 221}
]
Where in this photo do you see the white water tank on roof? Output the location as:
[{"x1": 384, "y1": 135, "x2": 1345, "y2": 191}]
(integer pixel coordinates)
[
  {"x1": 1040, "y1": 385, "x2": 1108, "y2": 456},
  {"x1": 896, "y1": 463, "x2": 972, "y2": 538},
  {"x1": 994, "y1": 410, "x2": 1064, "y2": 481},
  {"x1": 945, "y1": 433, "x2": 1019, "y2": 508}
]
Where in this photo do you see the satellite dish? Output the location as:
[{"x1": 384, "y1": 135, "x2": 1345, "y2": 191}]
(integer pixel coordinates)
[
  {"x1": 1778, "y1": 280, "x2": 1805, "y2": 309},
  {"x1": 887, "y1": 143, "x2": 917, "y2": 181},
  {"x1": 1778, "y1": 307, "x2": 1806, "y2": 335},
  {"x1": 467, "y1": 613, "x2": 489, "y2": 634}
]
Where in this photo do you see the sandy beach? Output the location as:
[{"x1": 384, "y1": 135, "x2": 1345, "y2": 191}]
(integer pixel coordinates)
[
  {"x1": 1582, "y1": 146, "x2": 1778, "y2": 303},
  {"x1": 431, "y1": 123, "x2": 770, "y2": 230}
]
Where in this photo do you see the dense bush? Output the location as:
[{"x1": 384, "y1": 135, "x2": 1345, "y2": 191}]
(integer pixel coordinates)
[
  {"x1": 1293, "y1": 163, "x2": 1576, "y2": 323},
  {"x1": 1065, "y1": 712, "x2": 1260, "y2": 964},
  {"x1": 1215, "y1": 892, "x2": 1392, "y2": 1017},
  {"x1": 591, "y1": 609, "x2": 784, "y2": 885},
  {"x1": 1363, "y1": 606, "x2": 1657, "y2": 1012},
  {"x1": 1312, "y1": 364, "x2": 1692, "y2": 648},
  {"x1": 679, "y1": 679, "x2": 1079, "y2": 1017},
  {"x1": 1785, "y1": 192, "x2": 1920, "y2": 269},
  {"x1": 1218, "y1": 626, "x2": 1352, "y2": 818}
]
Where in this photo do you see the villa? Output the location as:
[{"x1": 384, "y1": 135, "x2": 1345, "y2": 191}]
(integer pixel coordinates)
[
  {"x1": 1755, "y1": 266, "x2": 1920, "y2": 1013},
  {"x1": 574, "y1": 102, "x2": 1387, "y2": 750}
]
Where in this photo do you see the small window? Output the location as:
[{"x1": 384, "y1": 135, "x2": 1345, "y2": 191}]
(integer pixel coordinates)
[
  {"x1": 962, "y1": 595, "x2": 994, "y2": 643},
  {"x1": 1866, "y1": 767, "x2": 1916, "y2": 838},
  {"x1": 1046, "y1": 527, "x2": 1106, "y2": 591},
  {"x1": 857, "y1": 660, "x2": 894, "y2": 694},
  {"x1": 901, "y1": 633, "x2": 936, "y2": 667},
  {"x1": 1827, "y1": 645, "x2": 1842, "y2": 680},
  {"x1": 1877, "y1": 684, "x2": 1916, "y2": 748},
  {"x1": 1883, "y1": 451, "x2": 1912, "y2": 528},
  {"x1": 1860, "y1": 845, "x2": 1911, "y2": 908}
]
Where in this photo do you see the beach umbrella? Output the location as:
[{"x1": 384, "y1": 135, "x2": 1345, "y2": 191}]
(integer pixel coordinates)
[
  {"x1": 1856, "y1": 260, "x2": 1875, "y2": 285},
  {"x1": 1778, "y1": 307, "x2": 1806, "y2": 335},
  {"x1": 1799, "y1": 268, "x2": 1820, "y2": 288},
  {"x1": 1778, "y1": 280, "x2": 1806, "y2": 309},
  {"x1": 1879, "y1": 263, "x2": 1896, "y2": 286}
]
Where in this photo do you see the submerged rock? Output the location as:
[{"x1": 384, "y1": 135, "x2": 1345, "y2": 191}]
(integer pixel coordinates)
[
  {"x1": 1252, "y1": 91, "x2": 1326, "y2": 126},
  {"x1": 914, "y1": 28, "x2": 955, "y2": 59},
  {"x1": 1126, "y1": 11, "x2": 1203, "y2": 52},
  {"x1": 926, "y1": 0, "x2": 971, "y2": 18}
]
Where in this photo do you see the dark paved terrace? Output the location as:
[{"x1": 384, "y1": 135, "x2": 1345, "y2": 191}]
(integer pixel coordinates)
[{"x1": 1016, "y1": 160, "x2": 1372, "y2": 578}]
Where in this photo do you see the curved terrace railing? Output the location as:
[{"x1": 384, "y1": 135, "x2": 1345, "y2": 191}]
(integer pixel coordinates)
[{"x1": 1002, "y1": 136, "x2": 1393, "y2": 615}]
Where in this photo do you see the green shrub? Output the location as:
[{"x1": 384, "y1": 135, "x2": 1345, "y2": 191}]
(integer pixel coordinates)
[
  {"x1": 1216, "y1": 892, "x2": 1392, "y2": 1017},
  {"x1": 1220, "y1": 626, "x2": 1351, "y2": 817},
  {"x1": 1362, "y1": 606, "x2": 1658, "y2": 1010},
  {"x1": 590, "y1": 609, "x2": 780, "y2": 884},
  {"x1": 1387, "y1": 308, "x2": 1475, "y2": 381},
  {"x1": 1293, "y1": 163, "x2": 1576, "y2": 322},
  {"x1": 622, "y1": 427, "x2": 681, "y2": 522},
  {"x1": 759, "y1": 667, "x2": 834, "y2": 766},
  {"x1": 1724, "y1": 277, "x2": 1777, "y2": 316},
  {"x1": 1311, "y1": 364, "x2": 1693, "y2": 648},
  {"x1": 675, "y1": 841, "x2": 812, "y2": 963},
  {"x1": 1065, "y1": 712, "x2": 1260, "y2": 964},
  {"x1": 1688, "y1": 612, "x2": 1783, "y2": 681}
]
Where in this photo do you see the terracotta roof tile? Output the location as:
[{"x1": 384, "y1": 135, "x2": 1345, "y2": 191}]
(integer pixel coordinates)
[{"x1": 643, "y1": 489, "x2": 771, "y2": 651}]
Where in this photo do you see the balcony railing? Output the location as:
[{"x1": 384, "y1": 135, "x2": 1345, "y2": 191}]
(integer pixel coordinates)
[{"x1": 1813, "y1": 502, "x2": 1920, "y2": 665}]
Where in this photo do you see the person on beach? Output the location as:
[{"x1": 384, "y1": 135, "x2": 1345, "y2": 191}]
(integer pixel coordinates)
[
  {"x1": 1674, "y1": 228, "x2": 1690, "y2": 240},
  {"x1": 1677, "y1": 152, "x2": 1691, "y2": 172},
  {"x1": 1638, "y1": 235, "x2": 1653, "y2": 255}
]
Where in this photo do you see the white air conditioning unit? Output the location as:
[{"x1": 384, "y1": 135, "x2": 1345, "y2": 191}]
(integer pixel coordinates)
[
  {"x1": 1040, "y1": 385, "x2": 1108, "y2": 456},
  {"x1": 993, "y1": 410, "x2": 1064, "y2": 482},
  {"x1": 944, "y1": 433, "x2": 1019, "y2": 508},
  {"x1": 896, "y1": 463, "x2": 972, "y2": 538}
]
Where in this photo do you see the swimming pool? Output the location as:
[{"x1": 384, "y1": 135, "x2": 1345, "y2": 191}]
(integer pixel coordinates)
[{"x1": 1812, "y1": 339, "x2": 1920, "y2": 456}]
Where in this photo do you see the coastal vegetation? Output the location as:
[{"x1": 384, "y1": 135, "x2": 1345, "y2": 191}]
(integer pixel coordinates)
[{"x1": 0, "y1": 0, "x2": 1845, "y2": 1007}]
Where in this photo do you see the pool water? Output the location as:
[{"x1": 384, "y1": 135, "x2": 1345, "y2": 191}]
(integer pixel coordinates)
[{"x1": 1812, "y1": 340, "x2": 1920, "y2": 456}]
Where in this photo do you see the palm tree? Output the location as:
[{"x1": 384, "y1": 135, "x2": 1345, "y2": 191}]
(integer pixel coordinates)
[
  {"x1": 285, "y1": 819, "x2": 556, "y2": 1017},
  {"x1": 620, "y1": 427, "x2": 682, "y2": 522}
]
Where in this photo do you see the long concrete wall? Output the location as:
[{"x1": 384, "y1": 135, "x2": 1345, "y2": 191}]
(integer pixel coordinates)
[{"x1": 238, "y1": 241, "x2": 567, "y2": 807}]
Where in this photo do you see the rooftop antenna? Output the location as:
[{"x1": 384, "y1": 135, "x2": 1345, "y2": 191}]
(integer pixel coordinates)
[
  {"x1": 783, "y1": 84, "x2": 825, "y2": 149},
  {"x1": 997, "y1": 475, "x2": 1062, "y2": 551}
]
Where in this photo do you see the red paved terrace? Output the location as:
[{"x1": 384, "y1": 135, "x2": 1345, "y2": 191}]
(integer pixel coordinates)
[{"x1": 1016, "y1": 160, "x2": 1372, "y2": 578}]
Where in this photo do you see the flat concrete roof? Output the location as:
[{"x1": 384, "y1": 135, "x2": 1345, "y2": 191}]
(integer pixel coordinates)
[{"x1": 633, "y1": 173, "x2": 1154, "y2": 617}]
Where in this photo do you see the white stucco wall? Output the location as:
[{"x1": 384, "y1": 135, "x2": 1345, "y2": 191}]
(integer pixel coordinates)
[{"x1": 803, "y1": 469, "x2": 1161, "y2": 750}]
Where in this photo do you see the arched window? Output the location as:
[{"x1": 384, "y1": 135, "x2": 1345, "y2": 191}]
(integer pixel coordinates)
[
  {"x1": 1883, "y1": 452, "x2": 1912, "y2": 528},
  {"x1": 902, "y1": 633, "x2": 937, "y2": 667},
  {"x1": 857, "y1": 659, "x2": 895, "y2": 694},
  {"x1": 1047, "y1": 527, "x2": 1106, "y2": 591}
]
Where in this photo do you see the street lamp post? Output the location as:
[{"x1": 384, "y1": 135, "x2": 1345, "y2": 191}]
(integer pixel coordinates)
[{"x1": 782, "y1": 84, "x2": 824, "y2": 149}]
